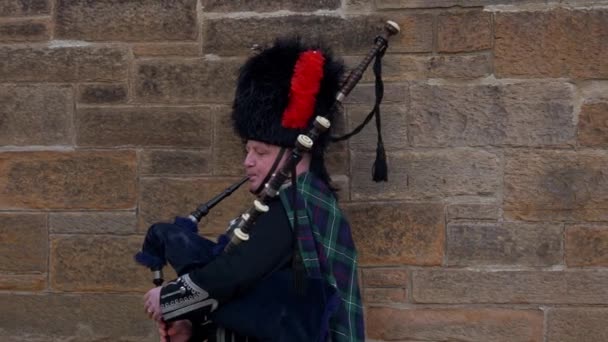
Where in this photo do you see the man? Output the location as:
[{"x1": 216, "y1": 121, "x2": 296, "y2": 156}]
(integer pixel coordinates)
[{"x1": 143, "y1": 37, "x2": 365, "y2": 342}]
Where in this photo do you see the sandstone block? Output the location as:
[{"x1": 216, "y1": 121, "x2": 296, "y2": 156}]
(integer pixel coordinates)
[
  {"x1": 504, "y1": 150, "x2": 608, "y2": 222},
  {"x1": 376, "y1": 0, "x2": 544, "y2": 8},
  {"x1": 0, "y1": 19, "x2": 49, "y2": 42},
  {"x1": 0, "y1": 0, "x2": 49, "y2": 16},
  {"x1": 49, "y1": 212, "x2": 137, "y2": 235},
  {"x1": 78, "y1": 83, "x2": 127, "y2": 104},
  {"x1": 0, "y1": 151, "x2": 136, "y2": 209},
  {"x1": 409, "y1": 82, "x2": 575, "y2": 147},
  {"x1": 135, "y1": 58, "x2": 242, "y2": 104},
  {"x1": 446, "y1": 222, "x2": 563, "y2": 266},
  {"x1": 0, "y1": 45, "x2": 128, "y2": 82},
  {"x1": 547, "y1": 308, "x2": 608, "y2": 342},
  {"x1": 132, "y1": 43, "x2": 200, "y2": 57},
  {"x1": 412, "y1": 270, "x2": 608, "y2": 304},
  {"x1": 495, "y1": 9, "x2": 608, "y2": 79},
  {"x1": 201, "y1": 0, "x2": 340, "y2": 12},
  {"x1": 77, "y1": 107, "x2": 213, "y2": 148},
  {"x1": 56, "y1": 0, "x2": 197, "y2": 41},
  {"x1": 141, "y1": 149, "x2": 211, "y2": 176},
  {"x1": 438, "y1": 11, "x2": 492, "y2": 52},
  {"x1": 566, "y1": 225, "x2": 608, "y2": 266},
  {"x1": 345, "y1": 203, "x2": 444, "y2": 265},
  {"x1": 351, "y1": 149, "x2": 500, "y2": 201},
  {"x1": 364, "y1": 288, "x2": 406, "y2": 303},
  {"x1": 213, "y1": 110, "x2": 246, "y2": 176},
  {"x1": 0, "y1": 213, "x2": 47, "y2": 273},
  {"x1": 50, "y1": 235, "x2": 150, "y2": 292},
  {"x1": 578, "y1": 102, "x2": 608, "y2": 147},
  {"x1": 346, "y1": 104, "x2": 408, "y2": 152},
  {"x1": 0, "y1": 274, "x2": 46, "y2": 291},
  {"x1": 366, "y1": 307, "x2": 543, "y2": 342},
  {"x1": 0, "y1": 84, "x2": 73, "y2": 146},
  {"x1": 361, "y1": 267, "x2": 408, "y2": 287},
  {"x1": 447, "y1": 203, "x2": 499, "y2": 221}
]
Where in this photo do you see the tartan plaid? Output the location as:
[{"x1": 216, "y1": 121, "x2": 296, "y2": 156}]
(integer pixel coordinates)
[{"x1": 279, "y1": 172, "x2": 365, "y2": 342}]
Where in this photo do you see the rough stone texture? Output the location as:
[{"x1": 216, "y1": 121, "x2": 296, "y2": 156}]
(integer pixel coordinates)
[
  {"x1": 346, "y1": 104, "x2": 408, "y2": 152},
  {"x1": 50, "y1": 235, "x2": 150, "y2": 292},
  {"x1": 547, "y1": 308, "x2": 608, "y2": 342},
  {"x1": 77, "y1": 107, "x2": 213, "y2": 148},
  {"x1": 376, "y1": 0, "x2": 546, "y2": 8},
  {"x1": 0, "y1": 0, "x2": 49, "y2": 16},
  {"x1": 203, "y1": 15, "x2": 432, "y2": 55},
  {"x1": 0, "y1": 84, "x2": 73, "y2": 146},
  {"x1": 0, "y1": 151, "x2": 136, "y2": 209},
  {"x1": 447, "y1": 203, "x2": 499, "y2": 221},
  {"x1": 495, "y1": 9, "x2": 608, "y2": 79},
  {"x1": 201, "y1": 0, "x2": 340, "y2": 11},
  {"x1": 0, "y1": 45, "x2": 128, "y2": 82},
  {"x1": 344, "y1": 83, "x2": 408, "y2": 105},
  {"x1": 0, "y1": 19, "x2": 49, "y2": 42},
  {"x1": 140, "y1": 149, "x2": 211, "y2": 176},
  {"x1": 345, "y1": 203, "x2": 444, "y2": 266},
  {"x1": 351, "y1": 149, "x2": 500, "y2": 201},
  {"x1": 0, "y1": 213, "x2": 47, "y2": 273},
  {"x1": 0, "y1": 274, "x2": 46, "y2": 291},
  {"x1": 0, "y1": 293, "x2": 155, "y2": 340},
  {"x1": 504, "y1": 150, "x2": 608, "y2": 222},
  {"x1": 566, "y1": 225, "x2": 608, "y2": 266},
  {"x1": 364, "y1": 288, "x2": 406, "y2": 303},
  {"x1": 213, "y1": 109, "x2": 246, "y2": 176},
  {"x1": 438, "y1": 11, "x2": 492, "y2": 52},
  {"x1": 135, "y1": 58, "x2": 242, "y2": 104},
  {"x1": 78, "y1": 83, "x2": 127, "y2": 104},
  {"x1": 446, "y1": 222, "x2": 563, "y2": 266},
  {"x1": 361, "y1": 267, "x2": 408, "y2": 287},
  {"x1": 132, "y1": 43, "x2": 200, "y2": 57},
  {"x1": 138, "y1": 178, "x2": 252, "y2": 236},
  {"x1": 366, "y1": 307, "x2": 543, "y2": 342},
  {"x1": 55, "y1": 0, "x2": 197, "y2": 42},
  {"x1": 408, "y1": 82, "x2": 576, "y2": 147},
  {"x1": 49, "y1": 212, "x2": 137, "y2": 235},
  {"x1": 578, "y1": 102, "x2": 608, "y2": 147},
  {"x1": 412, "y1": 270, "x2": 608, "y2": 304}
]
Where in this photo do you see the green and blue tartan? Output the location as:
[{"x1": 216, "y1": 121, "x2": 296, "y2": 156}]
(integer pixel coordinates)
[{"x1": 279, "y1": 172, "x2": 365, "y2": 342}]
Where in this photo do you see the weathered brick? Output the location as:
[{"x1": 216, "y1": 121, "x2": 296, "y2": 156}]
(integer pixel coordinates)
[
  {"x1": 409, "y1": 82, "x2": 575, "y2": 147},
  {"x1": 78, "y1": 83, "x2": 127, "y2": 104},
  {"x1": 135, "y1": 58, "x2": 242, "y2": 104},
  {"x1": 447, "y1": 203, "x2": 499, "y2": 221},
  {"x1": 141, "y1": 149, "x2": 211, "y2": 176},
  {"x1": 376, "y1": 0, "x2": 544, "y2": 8},
  {"x1": 366, "y1": 307, "x2": 543, "y2": 342},
  {"x1": 0, "y1": 293, "x2": 155, "y2": 340},
  {"x1": 0, "y1": 274, "x2": 46, "y2": 291},
  {"x1": 0, "y1": 0, "x2": 49, "y2": 16},
  {"x1": 0, "y1": 19, "x2": 49, "y2": 42},
  {"x1": 426, "y1": 54, "x2": 492, "y2": 79},
  {"x1": 49, "y1": 212, "x2": 137, "y2": 235},
  {"x1": 77, "y1": 107, "x2": 213, "y2": 148},
  {"x1": 56, "y1": 0, "x2": 197, "y2": 41},
  {"x1": 344, "y1": 83, "x2": 408, "y2": 104},
  {"x1": 50, "y1": 235, "x2": 150, "y2": 292},
  {"x1": 0, "y1": 151, "x2": 136, "y2": 210},
  {"x1": 361, "y1": 267, "x2": 408, "y2": 287},
  {"x1": 566, "y1": 225, "x2": 608, "y2": 266},
  {"x1": 138, "y1": 178, "x2": 253, "y2": 236},
  {"x1": 0, "y1": 45, "x2": 128, "y2": 82},
  {"x1": 203, "y1": 15, "x2": 431, "y2": 56},
  {"x1": 495, "y1": 9, "x2": 608, "y2": 79},
  {"x1": 351, "y1": 149, "x2": 500, "y2": 200},
  {"x1": 325, "y1": 142, "x2": 349, "y2": 177},
  {"x1": 0, "y1": 213, "x2": 47, "y2": 273},
  {"x1": 504, "y1": 150, "x2": 608, "y2": 222},
  {"x1": 346, "y1": 104, "x2": 408, "y2": 152},
  {"x1": 0, "y1": 84, "x2": 73, "y2": 146},
  {"x1": 438, "y1": 11, "x2": 492, "y2": 52},
  {"x1": 364, "y1": 287, "x2": 406, "y2": 303},
  {"x1": 345, "y1": 203, "x2": 444, "y2": 265},
  {"x1": 201, "y1": 0, "x2": 340, "y2": 11},
  {"x1": 547, "y1": 308, "x2": 608, "y2": 342},
  {"x1": 446, "y1": 222, "x2": 563, "y2": 266},
  {"x1": 213, "y1": 109, "x2": 246, "y2": 176},
  {"x1": 412, "y1": 270, "x2": 608, "y2": 304},
  {"x1": 132, "y1": 42, "x2": 200, "y2": 57},
  {"x1": 578, "y1": 102, "x2": 608, "y2": 147}
]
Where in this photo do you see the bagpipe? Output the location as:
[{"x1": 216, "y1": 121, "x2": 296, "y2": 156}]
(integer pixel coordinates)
[{"x1": 135, "y1": 21, "x2": 400, "y2": 341}]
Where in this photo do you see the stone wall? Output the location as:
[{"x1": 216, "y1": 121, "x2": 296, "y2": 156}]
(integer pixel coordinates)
[{"x1": 1, "y1": 0, "x2": 607, "y2": 341}]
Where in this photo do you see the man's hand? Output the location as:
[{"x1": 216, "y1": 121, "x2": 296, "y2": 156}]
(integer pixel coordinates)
[
  {"x1": 143, "y1": 286, "x2": 162, "y2": 322},
  {"x1": 158, "y1": 320, "x2": 193, "y2": 342}
]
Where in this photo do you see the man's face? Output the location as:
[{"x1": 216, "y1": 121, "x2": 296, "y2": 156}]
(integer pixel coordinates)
[{"x1": 244, "y1": 140, "x2": 285, "y2": 193}]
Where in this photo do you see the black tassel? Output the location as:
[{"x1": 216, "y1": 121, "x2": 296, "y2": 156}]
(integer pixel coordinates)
[{"x1": 373, "y1": 139, "x2": 388, "y2": 182}]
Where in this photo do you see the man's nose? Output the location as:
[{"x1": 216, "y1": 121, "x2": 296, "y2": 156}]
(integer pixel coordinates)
[{"x1": 243, "y1": 152, "x2": 255, "y2": 167}]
